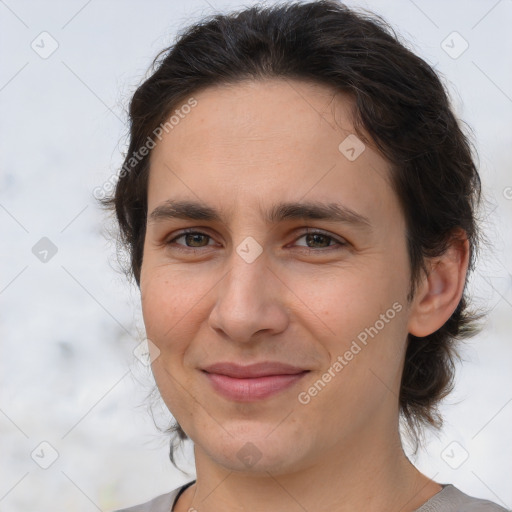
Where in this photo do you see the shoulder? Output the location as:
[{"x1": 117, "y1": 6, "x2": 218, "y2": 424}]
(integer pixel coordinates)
[
  {"x1": 416, "y1": 484, "x2": 510, "y2": 512},
  {"x1": 110, "y1": 481, "x2": 194, "y2": 512}
]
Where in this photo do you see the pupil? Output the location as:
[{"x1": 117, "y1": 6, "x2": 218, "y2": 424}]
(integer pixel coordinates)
[
  {"x1": 187, "y1": 233, "x2": 206, "y2": 247},
  {"x1": 308, "y1": 234, "x2": 328, "y2": 248}
]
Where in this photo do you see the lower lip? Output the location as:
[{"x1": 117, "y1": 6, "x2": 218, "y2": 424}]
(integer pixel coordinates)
[{"x1": 203, "y1": 371, "x2": 309, "y2": 401}]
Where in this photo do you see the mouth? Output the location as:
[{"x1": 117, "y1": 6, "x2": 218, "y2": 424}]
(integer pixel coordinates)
[{"x1": 201, "y1": 361, "x2": 310, "y2": 401}]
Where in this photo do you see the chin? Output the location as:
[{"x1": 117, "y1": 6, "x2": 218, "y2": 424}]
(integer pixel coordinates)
[{"x1": 193, "y1": 420, "x2": 310, "y2": 474}]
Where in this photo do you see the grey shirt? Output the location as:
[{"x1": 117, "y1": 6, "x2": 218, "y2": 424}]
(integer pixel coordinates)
[{"x1": 113, "y1": 481, "x2": 510, "y2": 512}]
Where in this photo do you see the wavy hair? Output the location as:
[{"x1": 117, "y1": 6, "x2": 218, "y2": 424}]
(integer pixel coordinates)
[{"x1": 99, "y1": 0, "x2": 484, "y2": 465}]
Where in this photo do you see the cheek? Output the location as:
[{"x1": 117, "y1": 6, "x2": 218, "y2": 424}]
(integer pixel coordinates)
[
  {"x1": 290, "y1": 260, "x2": 409, "y2": 398},
  {"x1": 139, "y1": 262, "x2": 220, "y2": 395},
  {"x1": 140, "y1": 266, "x2": 202, "y2": 414},
  {"x1": 140, "y1": 264, "x2": 202, "y2": 344},
  {"x1": 291, "y1": 260, "x2": 406, "y2": 340},
  {"x1": 140, "y1": 275, "x2": 175, "y2": 343}
]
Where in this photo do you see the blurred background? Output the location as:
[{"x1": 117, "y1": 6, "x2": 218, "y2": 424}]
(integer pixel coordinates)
[{"x1": 1, "y1": 0, "x2": 511, "y2": 510}]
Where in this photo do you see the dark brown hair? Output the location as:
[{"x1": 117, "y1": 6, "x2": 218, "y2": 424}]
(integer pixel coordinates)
[{"x1": 99, "y1": 0, "x2": 483, "y2": 463}]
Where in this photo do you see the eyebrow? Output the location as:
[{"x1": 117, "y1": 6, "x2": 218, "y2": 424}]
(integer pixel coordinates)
[{"x1": 148, "y1": 199, "x2": 372, "y2": 231}]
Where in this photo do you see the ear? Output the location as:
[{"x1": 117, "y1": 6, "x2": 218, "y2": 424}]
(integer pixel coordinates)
[{"x1": 407, "y1": 231, "x2": 470, "y2": 338}]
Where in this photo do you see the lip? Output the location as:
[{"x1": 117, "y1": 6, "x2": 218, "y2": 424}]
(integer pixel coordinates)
[
  {"x1": 202, "y1": 361, "x2": 307, "y2": 378},
  {"x1": 201, "y1": 362, "x2": 309, "y2": 401}
]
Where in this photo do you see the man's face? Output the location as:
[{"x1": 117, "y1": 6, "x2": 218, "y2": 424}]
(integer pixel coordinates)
[{"x1": 140, "y1": 79, "x2": 413, "y2": 474}]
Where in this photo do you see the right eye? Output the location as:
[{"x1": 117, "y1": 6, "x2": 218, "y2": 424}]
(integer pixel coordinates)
[{"x1": 166, "y1": 230, "x2": 216, "y2": 250}]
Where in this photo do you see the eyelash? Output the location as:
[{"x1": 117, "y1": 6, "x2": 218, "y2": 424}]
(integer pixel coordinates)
[{"x1": 165, "y1": 228, "x2": 347, "y2": 253}]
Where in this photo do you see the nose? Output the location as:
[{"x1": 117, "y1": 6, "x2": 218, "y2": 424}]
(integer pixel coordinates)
[{"x1": 208, "y1": 248, "x2": 289, "y2": 344}]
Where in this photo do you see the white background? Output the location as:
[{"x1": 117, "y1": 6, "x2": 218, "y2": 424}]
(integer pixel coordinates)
[{"x1": 1, "y1": 0, "x2": 511, "y2": 510}]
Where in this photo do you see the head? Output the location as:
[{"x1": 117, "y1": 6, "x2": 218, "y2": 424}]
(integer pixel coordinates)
[{"x1": 100, "y1": 0, "x2": 482, "y2": 471}]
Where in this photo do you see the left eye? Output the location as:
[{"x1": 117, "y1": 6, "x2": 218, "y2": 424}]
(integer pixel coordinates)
[{"x1": 294, "y1": 231, "x2": 346, "y2": 250}]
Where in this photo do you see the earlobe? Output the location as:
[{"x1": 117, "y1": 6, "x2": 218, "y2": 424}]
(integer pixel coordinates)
[{"x1": 407, "y1": 235, "x2": 470, "y2": 338}]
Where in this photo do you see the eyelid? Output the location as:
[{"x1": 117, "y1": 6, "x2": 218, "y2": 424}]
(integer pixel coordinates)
[
  {"x1": 293, "y1": 228, "x2": 347, "y2": 247},
  {"x1": 165, "y1": 228, "x2": 218, "y2": 246}
]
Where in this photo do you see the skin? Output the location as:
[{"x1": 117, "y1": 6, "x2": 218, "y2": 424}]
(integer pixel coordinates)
[{"x1": 140, "y1": 78, "x2": 469, "y2": 512}]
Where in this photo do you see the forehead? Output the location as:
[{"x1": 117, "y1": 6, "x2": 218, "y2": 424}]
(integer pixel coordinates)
[
  {"x1": 147, "y1": 78, "x2": 397, "y2": 226},
  {"x1": 152, "y1": 78, "x2": 359, "y2": 165}
]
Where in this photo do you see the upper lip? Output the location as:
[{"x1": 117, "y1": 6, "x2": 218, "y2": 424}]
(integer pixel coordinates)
[{"x1": 202, "y1": 362, "x2": 308, "y2": 378}]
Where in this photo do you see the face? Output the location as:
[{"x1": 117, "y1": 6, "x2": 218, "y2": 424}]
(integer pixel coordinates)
[{"x1": 140, "y1": 78, "x2": 413, "y2": 474}]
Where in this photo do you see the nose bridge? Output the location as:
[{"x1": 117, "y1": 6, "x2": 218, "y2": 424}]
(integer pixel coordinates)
[
  {"x1": 208, "y1": 243, "x2": 288, "y2": 341},
  {"x1": 224, "y1": 217, "x2": 269, "y2": 293},
  {"x1": 222, "y1": 244, "x2": 269, "y2": 310}
]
